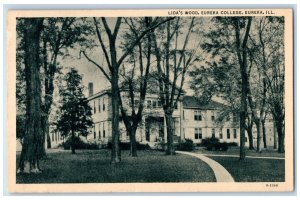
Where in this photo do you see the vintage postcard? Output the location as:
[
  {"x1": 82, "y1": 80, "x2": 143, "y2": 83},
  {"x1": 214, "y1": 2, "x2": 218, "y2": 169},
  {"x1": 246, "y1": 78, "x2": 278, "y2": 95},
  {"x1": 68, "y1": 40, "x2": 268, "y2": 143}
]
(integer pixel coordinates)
[{"x1": 7, "y1": 8, "x2": 294, "y2": 193}]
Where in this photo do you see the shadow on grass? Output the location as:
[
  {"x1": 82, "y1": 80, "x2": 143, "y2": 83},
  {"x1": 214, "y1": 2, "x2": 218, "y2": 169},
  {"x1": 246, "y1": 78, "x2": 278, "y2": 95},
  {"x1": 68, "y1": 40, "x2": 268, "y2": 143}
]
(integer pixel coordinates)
[
  {"x1": 17, "y1": 149, "x2": 216, "y2": 183},
  {"x1": 207, "y1": 156, "x2": 285, "y2": 182}
]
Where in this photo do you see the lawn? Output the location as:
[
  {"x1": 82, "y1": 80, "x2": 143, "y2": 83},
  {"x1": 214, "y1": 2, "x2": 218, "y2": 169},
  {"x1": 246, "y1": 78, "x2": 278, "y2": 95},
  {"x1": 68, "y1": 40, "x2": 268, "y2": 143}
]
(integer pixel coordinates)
[
  {"x1": 17, "y1": 149, "x2": 216, "y2": 183},
  {"x1": 207, "y1": 155, "x2": 285, "y2": 182},
  {"x1": 195, "y1": 147, "x2": 285, "y2": 158}
]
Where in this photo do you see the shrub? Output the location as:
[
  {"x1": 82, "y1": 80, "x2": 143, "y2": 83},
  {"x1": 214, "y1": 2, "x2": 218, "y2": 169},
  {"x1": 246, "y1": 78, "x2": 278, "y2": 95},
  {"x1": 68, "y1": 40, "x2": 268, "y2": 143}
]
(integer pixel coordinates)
[
  {"x1": 201, "y1": 137, "x2": 229, "y2": 151},
  {"x1": 201, "y1": 137, "x2": 220, "y2": 147},
  {"x1": 61, "y1": 136, "x2": 99, "y2": 150},
  {"x1": 176, "y1": 139, "x2": 194, "y2": 151}
]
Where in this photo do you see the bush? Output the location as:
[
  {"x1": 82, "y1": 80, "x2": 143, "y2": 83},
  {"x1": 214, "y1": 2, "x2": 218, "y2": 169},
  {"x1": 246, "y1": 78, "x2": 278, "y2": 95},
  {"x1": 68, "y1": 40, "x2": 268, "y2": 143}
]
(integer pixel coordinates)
[
  {"x1": 176, "y1": 139, "x2": 194, "y2": 151},
  {"x1": 107, "y1": 142, "x2": 151, "y2": 150},
  {"x1": 201, "y1": 137, "x2": 220, "y2": 147},
  {"x1": 201, "y1": 137, "x2": 229, "y2": 151},
  {"x1": 61, "y1": 136, "x2": 99, "y2": 150}
]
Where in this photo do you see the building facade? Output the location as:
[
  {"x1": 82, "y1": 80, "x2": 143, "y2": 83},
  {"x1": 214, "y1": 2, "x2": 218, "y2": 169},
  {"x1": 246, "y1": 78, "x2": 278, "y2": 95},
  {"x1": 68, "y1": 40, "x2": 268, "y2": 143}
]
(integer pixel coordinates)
[{"x1": 86, "y1": 84, "x2": 276, "y2": 148}]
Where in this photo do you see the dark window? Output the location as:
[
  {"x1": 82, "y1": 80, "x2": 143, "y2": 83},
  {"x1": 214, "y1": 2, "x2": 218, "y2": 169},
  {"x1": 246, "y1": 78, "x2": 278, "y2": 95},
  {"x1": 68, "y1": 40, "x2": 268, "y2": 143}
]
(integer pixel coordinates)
[
  {"x1": 227, "y1": 129, "x2": 230, "y2": 139},
  {"x1": 147, "y1": 100, "x2": 152, "y2": 109},
  {"x1": 211, "y1": 115, "x2": 215, "y2": 121},
  {"x1": 183, "y1": 110, "x2": 185, "y2": 120},
  {"x1": 233, "y1": 129, "x2": 237, "y2": 139},
  {"x1": 103, "y1": 130, "x2": 106, "y2": 138},
  {"x1": 194, "y1": 110, "x2": 202, "y2": 121},
  {"x1": 194, "y1": 128, "x2": 202, "y2": 139},
  {"x1": 212, "y1": 128, "x2": 215, "y2": 138},
  {"x1": 99, "y1": 130, "x2": 101, "y2": 139},
  {"x1": 99, "y1": 99, "x2": 101, "y2": 112},
  {"x1": 219, "y1": 128, "x2": 223, "y2": 139},
  {"x1": 153, "y1": 101, "x2": 157, "y2": 108},
  {"x1": 94, "y1": 132, "x2": 96, "y2": 139},
  {"x1": 94, "y1": 101, "x2": 96, "y2": 113},
  {"x1": 174, "y1": 102, "x2": 178, "y2": 109},
  {"x1": 245, "y1": 137, "x2": 248, "y2": 142},
  {"x1": 157, "y1": 100, "x2": 162, "y2": 107},
  {"x1": 103, "y1": 100, "x2": 105, "y2": 111}
]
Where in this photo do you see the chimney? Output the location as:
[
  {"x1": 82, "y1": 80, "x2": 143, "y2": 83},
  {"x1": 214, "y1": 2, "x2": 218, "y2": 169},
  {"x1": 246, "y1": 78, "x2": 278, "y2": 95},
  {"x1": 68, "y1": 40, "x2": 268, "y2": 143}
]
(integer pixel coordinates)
[{"x1": 88, "y1": 82, "x2": 93, "y2": 97}]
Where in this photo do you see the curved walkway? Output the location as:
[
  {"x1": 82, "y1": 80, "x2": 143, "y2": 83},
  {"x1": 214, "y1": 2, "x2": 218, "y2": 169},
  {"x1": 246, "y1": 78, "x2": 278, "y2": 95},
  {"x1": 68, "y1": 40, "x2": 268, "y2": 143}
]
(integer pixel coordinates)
[{"x1": 176, "y1": 151, "x2": 235, "y2": 182}]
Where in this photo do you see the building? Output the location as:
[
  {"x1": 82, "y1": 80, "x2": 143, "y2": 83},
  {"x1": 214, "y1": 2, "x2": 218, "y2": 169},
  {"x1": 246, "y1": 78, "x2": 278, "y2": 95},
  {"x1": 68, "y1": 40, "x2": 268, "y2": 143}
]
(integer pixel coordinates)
[{"x1": 86, "y1": 82, "x2": 273, "y2": 147}]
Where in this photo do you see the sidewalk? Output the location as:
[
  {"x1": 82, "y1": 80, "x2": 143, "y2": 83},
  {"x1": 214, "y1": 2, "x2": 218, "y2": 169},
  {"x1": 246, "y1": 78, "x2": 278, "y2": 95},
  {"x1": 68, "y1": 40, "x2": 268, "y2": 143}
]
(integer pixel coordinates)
[{"x1": 176, "y1": 151, "x2": 235, "y2": 182}]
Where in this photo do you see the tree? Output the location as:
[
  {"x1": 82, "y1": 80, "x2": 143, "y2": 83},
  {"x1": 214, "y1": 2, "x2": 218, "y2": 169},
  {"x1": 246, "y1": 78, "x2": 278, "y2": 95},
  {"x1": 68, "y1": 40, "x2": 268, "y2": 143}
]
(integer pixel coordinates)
[
  {"x1": 200, "y1": 17, "x2": 252, "y2": 160},
  {"x1": 17, "y1": 18, "x2": 44, "y2": 173},
  {"x1": 151, "y1": 17, "x2": 199, "y2": 155},
  {"x1": 82, "y1": 17, "x2": 174, "y2": 163},
  {"x1": 118, "y1": 18, "x2": 153, "y2": 157},
  {"x1": 40, "y1": 18, "x2": 91, "y2": 152},
  {"x1": 56, "y1": 68, "x2": 93, "y2": 154}
]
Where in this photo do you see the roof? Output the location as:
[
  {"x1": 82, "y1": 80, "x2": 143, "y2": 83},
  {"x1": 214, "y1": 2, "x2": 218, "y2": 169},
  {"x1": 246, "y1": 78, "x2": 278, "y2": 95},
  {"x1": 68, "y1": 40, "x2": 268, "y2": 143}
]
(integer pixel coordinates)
[
  {"x1": 183, "y1": 96, "x2": 226, "y2": 110},
  {"x1": 87, "y1": 89, "x2": 111, "y2": 101}
]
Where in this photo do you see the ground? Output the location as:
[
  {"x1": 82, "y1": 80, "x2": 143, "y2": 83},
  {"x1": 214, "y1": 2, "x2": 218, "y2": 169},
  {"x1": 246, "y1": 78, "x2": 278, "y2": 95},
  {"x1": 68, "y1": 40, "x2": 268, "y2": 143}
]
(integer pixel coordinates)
[
  {"x1": 16, "y1": 149, "x2": 216, "y2": 183},
  {"x1": 195, "y1": 147, "x2": 285, "y2": 182}
]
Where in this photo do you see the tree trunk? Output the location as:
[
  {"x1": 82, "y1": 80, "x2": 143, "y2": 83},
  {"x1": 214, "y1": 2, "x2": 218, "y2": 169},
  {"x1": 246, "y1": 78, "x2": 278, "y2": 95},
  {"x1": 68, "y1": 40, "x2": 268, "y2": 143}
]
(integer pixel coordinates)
[
  {"x1": 273, "y1": 122, "x2": 278, "y2": 149},
  {"x1": 255, "y1": 120, "x2": 263, "y2": 152},
  {"x1": 71, "y1": 129, "x2": 75, "y2": 154},
  {"x1": 165, "y1": 113, "x2": 175, "y2": 155},
  {"x1": 17, "y1": 18, "x2": 44, "y2": 174},
  {"x1": 246, "y1": 126, "x2": 254, "y2": 150},
  {"x1": 129, "y1": 125, "x2": 138, "y2": 157},
  {"x1": 111, "y1": 73, "x2": 121, "y2": 163},
  {"x1": 276, "y1": 119, "x2": 285, "y2": 153},
  {"x1": 262, "y1": 120, "x2": 267, "y2": 148}
]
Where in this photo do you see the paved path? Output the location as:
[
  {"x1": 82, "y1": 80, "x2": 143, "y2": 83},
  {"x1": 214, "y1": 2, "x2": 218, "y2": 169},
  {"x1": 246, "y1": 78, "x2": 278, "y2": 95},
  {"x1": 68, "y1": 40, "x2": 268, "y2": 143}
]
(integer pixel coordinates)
[
  {"x1": 202, "y1": 154, "x2": 285, "y2": 160},
  {"x1": 176, "y1": 151, "x2": 235, "y2": 182}
]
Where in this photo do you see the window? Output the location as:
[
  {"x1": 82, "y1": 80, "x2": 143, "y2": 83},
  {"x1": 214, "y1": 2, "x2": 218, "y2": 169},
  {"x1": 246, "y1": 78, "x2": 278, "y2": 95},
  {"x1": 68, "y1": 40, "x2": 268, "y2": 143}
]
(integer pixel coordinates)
[
  {"x1": 227, "y1": 129, "x2": 230, "y2": 139},
  {"x1": 103, "y1": 123, "x2": 106, "y2": 138},
  {"x1": 98, "y1": 130, "x2": 101, "y2": 139},
  {"x1": 194, "y1": 110, "x2": 202, "y2": 121},
  {"x1": 212, "y1": 128, "x2": 215, "y2": 138},
  {"x1": 94, "y1": 131, "x2": 96, "y2": 139},
  {"x1": 227, "y1": 116, "x2": 230, "y2": 121},
  {"x1": 153, "y1": 101, "x2": 157, "y2": 108},
  {"x1": 245, "y1": 137, "x2": 248, "y2": 142},
  {"x1": 94, "y1": 101, "x2": 96, "y2": 113},
  {"x1": 103, "y1": 100, "x2": 105, "y2": 111},
  {"x1": 99, "y1": 99, "x2": 101, "y2": 112},
  {"x1": 211, "y1": 115, "x2": 215, "y2": 121},
  {"x1": 183, "y1": 110, "x2": 185, "y2": 120},
  {"x1": 157, "y1": 100, "x2": 162, "y2": 107},
  {"x1": 194, "y1": 128, "x2": 202, "y2": 139},
  {"x1": 233, "y1": 129, "x2": 237, "y2": 139},
  {"x1": 147, "y1": 100, "x2": 152, "y2": 109}
]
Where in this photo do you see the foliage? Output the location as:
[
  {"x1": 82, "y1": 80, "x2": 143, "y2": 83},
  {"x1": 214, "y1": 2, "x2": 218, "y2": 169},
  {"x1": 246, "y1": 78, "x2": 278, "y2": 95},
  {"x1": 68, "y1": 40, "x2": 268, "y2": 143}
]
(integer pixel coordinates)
[
  {"x1": 176, "y1": 139, "x2": 194, "y2": 151},
  {"x1": 16, "y1": 115, "x2": 26, "y2": 140},
  {"x1": 56, "y1": 68, "x2": 93, "y2": 138},
  {"x1": 60, "y1": 136, "x2": 99, "y2": 150},
  {"x1": 201, "y1": 137, "x2": 231, "y2": 151}
]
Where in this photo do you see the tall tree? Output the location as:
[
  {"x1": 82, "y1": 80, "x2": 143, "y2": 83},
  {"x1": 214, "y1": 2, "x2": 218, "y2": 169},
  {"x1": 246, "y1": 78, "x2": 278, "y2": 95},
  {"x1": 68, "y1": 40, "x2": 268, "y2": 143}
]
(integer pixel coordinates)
[
  {"x1": 56, "y1": 68, "x2": 93, "y2": 154},
  {"x1": 201, "y1": 17, "x2": 252, "y2": 160},
  {"x1": 40, "y1": 18, "x2": 91, "y2": 151},
  {"x1": 82, "y1": 17, "x2": 174, "y2": 163},
  {"x1": 152, "y1": 17, "x2": 199, "y2": 155},
  {"x1": 17, "y1": 18, "x2": 44, "y2": 173},
  {"x1": 118, "y1": 18, "x2": 153, "y2": 157}
]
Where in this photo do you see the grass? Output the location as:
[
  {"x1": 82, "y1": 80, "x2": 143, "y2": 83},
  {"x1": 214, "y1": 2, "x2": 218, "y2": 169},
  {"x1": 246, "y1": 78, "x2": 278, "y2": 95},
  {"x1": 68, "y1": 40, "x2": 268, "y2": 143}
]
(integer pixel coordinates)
[
  {"x1": 195, "y1": 146, "x2": 285, "y2": 158},
  {"x1": 17, "y1": 149, "x2": 216, "y2": 183},
  {"x1": 207, "y1": 156, "x2": 285, "y2": 182}
]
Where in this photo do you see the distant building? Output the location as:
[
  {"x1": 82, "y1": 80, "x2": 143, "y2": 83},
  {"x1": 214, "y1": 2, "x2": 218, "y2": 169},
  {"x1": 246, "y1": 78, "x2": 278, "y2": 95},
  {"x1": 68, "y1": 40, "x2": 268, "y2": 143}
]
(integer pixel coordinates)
[{"x1": 85, "y1": 83, "x2": 276, "y2": 148}]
